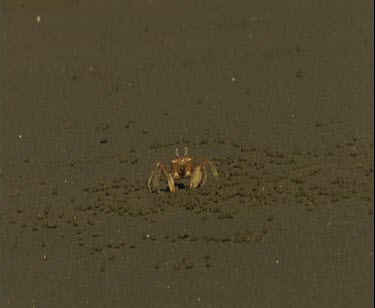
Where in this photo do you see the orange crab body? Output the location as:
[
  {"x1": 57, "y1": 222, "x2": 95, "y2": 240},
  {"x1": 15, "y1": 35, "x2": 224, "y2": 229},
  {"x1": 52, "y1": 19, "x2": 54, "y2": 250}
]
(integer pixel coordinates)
[{"x1": 148, "y1": 147, "x2": 218, "y2": 193}]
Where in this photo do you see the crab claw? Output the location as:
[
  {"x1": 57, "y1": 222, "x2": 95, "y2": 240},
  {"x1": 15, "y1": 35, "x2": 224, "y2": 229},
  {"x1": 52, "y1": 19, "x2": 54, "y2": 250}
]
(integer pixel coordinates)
[
  {"x1": 189, "y1": 160, "x2": 218, "y2": 189},
  {"x1": 167, "y1": 173, "x2": 176, "y2": 192},
  {"x1": 190, "y1": 166, "x2": 203, "y2": 189}
]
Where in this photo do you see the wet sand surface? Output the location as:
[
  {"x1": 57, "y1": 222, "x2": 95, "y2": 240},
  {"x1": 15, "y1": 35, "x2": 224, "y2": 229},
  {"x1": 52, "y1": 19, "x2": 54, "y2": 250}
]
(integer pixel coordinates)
[{"x1": 0, "y1": 0, "x2": 374, "y2": 307}]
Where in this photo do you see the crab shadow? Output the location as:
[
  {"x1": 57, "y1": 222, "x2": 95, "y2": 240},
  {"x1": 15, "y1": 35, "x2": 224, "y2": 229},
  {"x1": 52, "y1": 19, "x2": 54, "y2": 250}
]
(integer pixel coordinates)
[{"x1": 160, "y1": 182, "x2": 188, "y2": 193}]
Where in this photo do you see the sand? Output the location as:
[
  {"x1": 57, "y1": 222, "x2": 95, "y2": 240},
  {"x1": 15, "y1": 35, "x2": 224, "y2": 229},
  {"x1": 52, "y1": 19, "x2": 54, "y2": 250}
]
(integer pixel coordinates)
[{"x1": 0, "y1": 0, "x2": 373, "y2": 307}]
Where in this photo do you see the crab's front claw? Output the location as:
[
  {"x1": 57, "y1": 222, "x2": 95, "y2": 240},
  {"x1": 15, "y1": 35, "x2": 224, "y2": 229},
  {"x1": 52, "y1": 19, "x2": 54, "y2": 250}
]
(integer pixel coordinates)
[
  {"x1": 167, "y1": 173, "x2": 176, "y2": 192},
  {"x1": 190, "y1": 160, "x2": 218, "y2": 190},
  {"x1": 190, "y1": 166, "x2": 204, "y2": 189}
]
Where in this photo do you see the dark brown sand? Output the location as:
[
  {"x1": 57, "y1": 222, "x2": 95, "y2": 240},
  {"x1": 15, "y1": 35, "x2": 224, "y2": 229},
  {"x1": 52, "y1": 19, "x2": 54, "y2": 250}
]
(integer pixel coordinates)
[{"x1": 0, "y1": 0, "x2": 373, "y2": 307}]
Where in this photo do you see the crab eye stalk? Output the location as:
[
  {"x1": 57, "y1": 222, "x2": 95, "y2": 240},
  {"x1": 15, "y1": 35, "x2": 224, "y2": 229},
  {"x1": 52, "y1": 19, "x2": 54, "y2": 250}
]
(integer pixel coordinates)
[
  {"x1": 175, "y1": 148, "x2": 180, "y2": 157},
  {"x1": 184, "y1": 147, "x2": 188, "y2": 156}
]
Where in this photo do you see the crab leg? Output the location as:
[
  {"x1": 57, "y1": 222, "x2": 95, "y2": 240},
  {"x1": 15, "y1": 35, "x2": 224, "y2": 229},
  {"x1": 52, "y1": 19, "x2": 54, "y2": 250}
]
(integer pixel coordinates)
[
  {"x1": 205, "y1": 160, "x2": 219, "y2": 178},
  {"x1": 147, "y1": 169, "x2": 158, "y2": 193},
  {"x1": 148, "y1": 162, "x2": 173, "y2": 193},
  {"x1": 201, "y1": 165, "x2": 208, "y2": 187},
  {"x1": 151, "y1": 169, "x2": 161, "y2": 193}
]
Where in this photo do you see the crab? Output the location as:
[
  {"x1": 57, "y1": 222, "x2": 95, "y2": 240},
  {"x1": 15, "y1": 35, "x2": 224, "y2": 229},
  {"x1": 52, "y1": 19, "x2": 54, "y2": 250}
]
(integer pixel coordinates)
[{"x1": 147, "y1": 147, "x2": 218, "y2": 193}]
